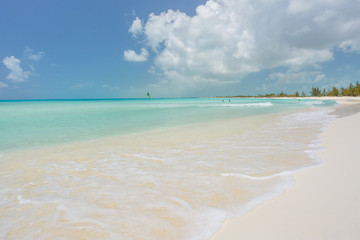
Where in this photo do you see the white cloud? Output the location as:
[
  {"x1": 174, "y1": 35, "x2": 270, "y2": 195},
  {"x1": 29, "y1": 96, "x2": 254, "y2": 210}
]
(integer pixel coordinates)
[
  {"x1": 129, "y1": 17, "x2": 144, "y2": 37},
  {"x1": 269, "y1": 70, "x2": 326, "y2": 85},
  {"x1": 256, "y1": 69, "x2": 327, "y2": 93},
  {"x1": 25, "y1": 47, "x2": 45, "y2": 61},
  {"x1": 124, "y1": 48, "x2": 149, "y2": 62},
  {"x1": 144, "y1": 10, "x2": 191, "y2": 51},
  {"x1": 128, "y1": 0, "x2": 360, "y2": 95},
  {"x1": 338, "y1": 40, "x2": 360, "y2": 53},
  {"x1": 2, "y1": 56, "x2": 31, "y2": 82},
  {"x1": 0, "y1": 81, "x2": 8, "y2": 88}
]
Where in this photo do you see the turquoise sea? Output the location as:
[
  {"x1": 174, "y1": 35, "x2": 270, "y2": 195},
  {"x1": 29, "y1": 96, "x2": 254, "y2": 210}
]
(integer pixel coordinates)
[
  {"x1": 0, "y1": 98, "x2": 336, "y2": 239},
  {"x1": 0, "y1": 98, "x2": 335, "y2": 152}
]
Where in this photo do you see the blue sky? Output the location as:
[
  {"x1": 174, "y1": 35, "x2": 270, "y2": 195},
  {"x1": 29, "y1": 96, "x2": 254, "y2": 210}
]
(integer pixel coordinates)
[{"x1": 1, "y1": 0, "x2": 360, "y2": 99}]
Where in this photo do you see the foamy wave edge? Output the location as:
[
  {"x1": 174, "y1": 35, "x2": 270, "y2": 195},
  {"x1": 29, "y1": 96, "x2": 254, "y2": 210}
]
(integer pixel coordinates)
[
  {"x1": 145, "y1": 102, "x2": 273, "y2": 109},
  {"x1": 210, "y1": 107, "x2": 338, "y2": 238}
]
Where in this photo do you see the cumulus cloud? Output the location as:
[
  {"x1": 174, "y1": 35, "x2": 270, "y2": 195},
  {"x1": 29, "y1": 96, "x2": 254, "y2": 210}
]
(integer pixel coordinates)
[
  {"x1": 124, "y1": 48, "x2": 149, "y2": 62},
  {"x1": 2, "y1": 56, "x2": 31, "y2": 82},
  {"x1": 128, "y1": 0, "x2": 360, "y2": 94},
  {"x1": 338, "y1": 40, "x2": 360, "y2": 53},
  {"x1": 25, "y1": 47, "x2": 45, "y2": 61},
  {"x1": 129, "y1": 17, "x2": 144, "y2": 37}
]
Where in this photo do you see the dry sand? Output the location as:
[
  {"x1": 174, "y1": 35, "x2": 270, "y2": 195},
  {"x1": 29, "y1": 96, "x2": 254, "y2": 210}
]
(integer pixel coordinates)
[{"x1": 211, "y1": 98, "x2": 360, "y2": 240}]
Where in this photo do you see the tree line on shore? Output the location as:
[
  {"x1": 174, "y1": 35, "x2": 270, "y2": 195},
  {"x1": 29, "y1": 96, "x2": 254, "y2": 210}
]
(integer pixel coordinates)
[
  {"x1": 256, "y1": 81, "x2": 360, "y2": 98},
  {"x1": 265, "y1": 81, "x2": 360, "y2": 98},
  {"x1": 217, "y1": 81, "x2": 360, "y2": 98},
  {"x1": 308, "y1": 82, "x2": 360, "y2": 97}
]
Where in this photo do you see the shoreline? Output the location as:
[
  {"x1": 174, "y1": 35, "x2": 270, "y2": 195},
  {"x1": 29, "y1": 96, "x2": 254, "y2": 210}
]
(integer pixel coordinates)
[{"x1": 211, "y1": 98, "x2": 360, "y2": 239}]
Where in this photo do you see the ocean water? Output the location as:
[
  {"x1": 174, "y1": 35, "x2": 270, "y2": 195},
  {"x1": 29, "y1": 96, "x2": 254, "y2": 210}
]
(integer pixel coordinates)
[{"x1": 0, "y1": 98, "x2": 336, "y2": 239}]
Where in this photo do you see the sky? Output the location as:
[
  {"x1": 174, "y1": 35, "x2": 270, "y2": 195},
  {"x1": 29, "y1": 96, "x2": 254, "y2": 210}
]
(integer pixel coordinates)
[{"x1": 1, "y1": 0, "x2": 360, "y2": 99}]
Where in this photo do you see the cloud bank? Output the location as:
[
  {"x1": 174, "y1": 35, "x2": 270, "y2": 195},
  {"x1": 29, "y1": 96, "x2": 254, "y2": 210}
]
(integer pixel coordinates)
[{"x1": 126, "y1": 0, "x2": 360, "y2": 95}]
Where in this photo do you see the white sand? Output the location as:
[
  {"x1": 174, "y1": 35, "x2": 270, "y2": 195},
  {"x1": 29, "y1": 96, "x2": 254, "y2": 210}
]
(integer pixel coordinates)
[{"x1": 211, "y1": 99, "x2": 360, "y2": 240}]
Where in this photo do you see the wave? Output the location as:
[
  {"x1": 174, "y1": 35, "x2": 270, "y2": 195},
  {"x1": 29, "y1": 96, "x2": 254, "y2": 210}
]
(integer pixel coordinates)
[
  {"x1": 219, "y1": 170, "x2": 295, "y2": 180},
  {"x1": 301, "y1": 100, "x2": 324, "y2": 105},
  {"x1": 223, "y1": 102, "x2": 273, "y2": 107},
  {"x1": 137, "y1": 102, "x2": 273, "y2": 109}
]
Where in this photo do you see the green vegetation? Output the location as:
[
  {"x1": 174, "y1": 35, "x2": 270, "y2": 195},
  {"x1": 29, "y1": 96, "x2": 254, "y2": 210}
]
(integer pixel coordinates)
[
  {"x1": 217, "y1": 81, "x2": 360, "y2": 98},
  {"x1": 310, "y1": 87, "x2": 322, "y2": 96},
  {"x1": 310, "y1": 82, "x2": 360, "y2": 97}
]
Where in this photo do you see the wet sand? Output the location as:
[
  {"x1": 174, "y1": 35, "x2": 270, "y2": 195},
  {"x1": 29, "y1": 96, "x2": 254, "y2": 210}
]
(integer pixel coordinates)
[{"x1": 211, "y1": 98, "x2": 360, "y2": 240}]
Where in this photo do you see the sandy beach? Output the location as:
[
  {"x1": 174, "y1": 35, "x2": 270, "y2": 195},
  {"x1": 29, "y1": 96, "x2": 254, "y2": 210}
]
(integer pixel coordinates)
[{"x1": 211, "y1": 97, "x2": 360, "y2": 240}]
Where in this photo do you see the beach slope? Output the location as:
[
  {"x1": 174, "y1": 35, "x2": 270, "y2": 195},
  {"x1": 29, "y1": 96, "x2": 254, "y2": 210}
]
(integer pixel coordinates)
[{"x1": 212, "y1": 109, "x2": 360, "y2": 239}]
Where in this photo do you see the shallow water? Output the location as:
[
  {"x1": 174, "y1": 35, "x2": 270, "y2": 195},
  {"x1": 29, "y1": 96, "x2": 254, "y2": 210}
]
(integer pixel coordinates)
[{"x1": 0, "y1": 98, "x2": 336, "y2": 239}]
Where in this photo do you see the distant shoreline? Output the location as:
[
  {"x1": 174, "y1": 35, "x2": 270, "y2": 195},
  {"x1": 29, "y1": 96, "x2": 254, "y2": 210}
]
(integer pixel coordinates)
[
  {"x1": 215, "y1": 96, "x2": 360, "y2": 99},
  {"x1": 1, "y1": 96, "x2": 359, "y2": 102}
]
